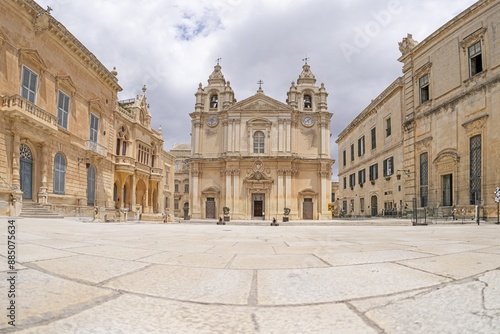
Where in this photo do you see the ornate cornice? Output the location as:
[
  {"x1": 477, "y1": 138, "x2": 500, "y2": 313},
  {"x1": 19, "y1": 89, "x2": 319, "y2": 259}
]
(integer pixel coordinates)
[{"x1": 14, "y1": 0, "x2": 122, "y2": 92}]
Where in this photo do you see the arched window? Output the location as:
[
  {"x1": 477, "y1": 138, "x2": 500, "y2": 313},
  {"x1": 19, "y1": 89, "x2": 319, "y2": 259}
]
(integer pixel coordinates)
[
  {"x1": 53, "y1": 153, "x2": 66, "y2": 195},
  {"x1": 210, "y1": 95, "x2": 218, "y2": 108},
  {"x1": 116, "y1": 126, "x2": 128, "y2": 156},
  {"x1": 303, "y1": 94, "x2": 312, "y2": 109},
  {"x1": 253, "y1": 131, "x2": 265, "y2": 154}
]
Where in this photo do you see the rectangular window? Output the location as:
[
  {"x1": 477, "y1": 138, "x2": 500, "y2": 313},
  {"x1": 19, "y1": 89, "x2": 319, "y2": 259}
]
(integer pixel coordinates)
[
  {"x1": 383, "y1": 157, "x2": 394, "y2": 177},
  {"x1": 89, "y1": 113, "x2": 99, "y2": 143},
  {"x1": 470, "y1": 135, "x2": 481, "y2": 204},
  {"x1": 469, "y1": 41, "x2": 483, "y2": 77},
  {"x1": 137, "y1": 144, "x2": 151, "y2": 165},
  {"x1": 358, "y1": 136, "x2": 365, "y2": 157},
  {"x1": 21, "y1": 66, "x2": 38, "y2": 103},
  {"x1": 360, "y1": 197, "x2": 365, "y2": 213},
  {"x1": 174, "y1": 199, "x2": 179, "y2": 210},
  {"x1": 343, "y1": 177, "x2": 347, "y2": 189},
  {"x1": 174, "y1": 184, "x2": 179, "y2": 193},
  {"x1": 385, "y1": 118, "x2": 392, "y2": 137},
  {"x1": 57, "y1": 91, "x2": 70, "y2": 129},
  {"x1": 184, "y1": 184, "x2": 189, "y2": 193},
  {"x1": 369, "y1": 163, "x2": 378, "y2": 181},
  {"x1": 342, "y1": 150, "x2": 346, "y2": 166},
  {"x1": 420, "y1": 152, "x2": 428, "y2": 207},
  {"x1": 371, "y1": 127, "x2": 376, "y2": 149},
  {"x1": 350, "y1": 144, "x2": 354, "y2": 161},
  {"x1": 419, "y1": 74, "x2": 429, "y2": 104},
  {"x1": 358, "y1": 169, "x2": 366, "y2": 185},
  {"x1": 349, "y1": 173, "x2": 356, "y2": 188}
]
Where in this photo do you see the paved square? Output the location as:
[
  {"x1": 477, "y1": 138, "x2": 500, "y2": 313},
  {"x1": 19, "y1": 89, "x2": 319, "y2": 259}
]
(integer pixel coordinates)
[{"x1": 1, "y1": 218, "x2": 499, "y2": 333}]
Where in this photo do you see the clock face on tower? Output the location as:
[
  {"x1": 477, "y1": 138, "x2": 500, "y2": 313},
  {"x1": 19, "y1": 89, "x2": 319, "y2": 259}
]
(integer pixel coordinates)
[
  {"x1": 301, "y1": 115, "x2": 315, "y2": 127},
  {"x1": 206, "y1": 115, "x2": 219, "y2": 127}
]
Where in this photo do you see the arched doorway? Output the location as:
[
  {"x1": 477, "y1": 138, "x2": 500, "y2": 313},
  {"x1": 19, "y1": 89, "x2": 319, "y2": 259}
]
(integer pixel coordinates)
[
  {"x1": 371, "y1": 195, "x2": 378, "y2": 216},
  {"x1": 87, "y1": 164, "x2": 96, "y2": 206},
  {"x1": 136, "y1": 179, "x2": 146, "y2": 212},
  {"x1": 20, "y1": 144, "x2": 33, "y2": 199}
]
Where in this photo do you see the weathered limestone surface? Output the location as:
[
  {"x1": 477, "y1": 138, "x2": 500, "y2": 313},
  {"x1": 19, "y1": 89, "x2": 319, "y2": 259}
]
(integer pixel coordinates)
[{"x1": 1, "y1": 217, "x2": 499, "y2": 333}]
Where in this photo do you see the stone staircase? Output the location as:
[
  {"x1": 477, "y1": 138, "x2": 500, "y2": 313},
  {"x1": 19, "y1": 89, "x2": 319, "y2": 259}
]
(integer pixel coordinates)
[{"x1": 20, "y1": 201, "x2": 64, "y2": 219}]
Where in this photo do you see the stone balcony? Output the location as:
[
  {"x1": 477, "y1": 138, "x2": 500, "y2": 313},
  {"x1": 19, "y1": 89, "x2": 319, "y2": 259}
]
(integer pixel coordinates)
[
  {"x1": 85, "y1": 140, "x2": 107, "y2": 158},
  {"x1": 150, "y1": 167, "x2": 163, "y2": 181},
  {"x1": 114, "y1": 155, "x2": 136, "y2": 174},
  {"x1": 1, "y1": 95, "x2": 58, "y2": 132}
]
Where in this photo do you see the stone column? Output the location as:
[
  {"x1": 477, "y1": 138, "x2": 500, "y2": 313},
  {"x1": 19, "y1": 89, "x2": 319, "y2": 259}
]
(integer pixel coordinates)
[
  {"x1": 223, "y1": 121, "x2": 228, "y2": 152},
  {"x1": 131, "y1": 174, "x2": 136, "y2": 211},
  {"x1": 228, "y1": 120, "x2": 234, "y2": 152},
  {"x1": 11, "y1": 132, "x2": 20, "y2": 189},
  {"x1": 144, "y1": 183, "x2": 149, "y2": 213},
  {"x1": 278, "y1": 120, "x2": 284, "y2": 152},
  {"x1": 285, "y1": 170, "x2": 292, "y2": 208},
  {"x1": 38, "y1": 143, "x2": 48, "y2": 204},
  {"x1": 234, "y1": 120, "x2": 240, "y2": 152},
  {"x1": 191, "y1": 168, "x2": 200, "y2": 218},
  {"x1": 277, "y1": 170, "x2": 284, "y2": 215},
  {"x1": 233, "y1": 170, "x2": 240, "y2": 215},
  {"x1": 286, "y1": 120, "x2": 291, "y2": 153},
  {"x1": 225, "y1": 170, "x2": 231, "y2": 208},
  {"x1": 193, "y1": 121, "x2": 201, "y2": 154}
]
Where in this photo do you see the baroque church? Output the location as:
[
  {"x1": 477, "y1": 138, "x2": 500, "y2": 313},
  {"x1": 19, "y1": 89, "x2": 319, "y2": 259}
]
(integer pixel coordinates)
[{"x1": 188, "y1": 62, "x2": 334, "y2": 220}]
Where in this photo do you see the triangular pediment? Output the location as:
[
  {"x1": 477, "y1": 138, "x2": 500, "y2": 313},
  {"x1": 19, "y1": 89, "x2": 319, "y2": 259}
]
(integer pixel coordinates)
[
  {"x1": 229, "y1": 93, "x2": 292, "y2": 112},
  {"x1": 19, "y1": 49, "x2": 47, "y2": 71},
  {"x1": 56, "y1": 75, "x2": 77, "y2": 95}
]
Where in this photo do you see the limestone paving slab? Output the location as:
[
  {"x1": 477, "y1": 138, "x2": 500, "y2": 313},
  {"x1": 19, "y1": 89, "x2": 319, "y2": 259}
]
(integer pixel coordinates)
[
  {"x1": 230, "y1": 254, "x2": 328, "y2": 269},
  {"x1": 67, "y1": 245, "x2": 162, "y2": 260},
  {"x1": 0, "y1": 269, "x2": 115, "y2": 330},
  {"x1": 257, "y1": 263, "x2": 450, "y2": 305},
  {"x1": 405, "y1": 242, "x2": 493, "y2": 255},
  {"x1": 317, "y1": 249, "x2": 431, "y2": 266},
  {"x1": 398, "y1": 251, "x2": 500, "y2": 279},
  {"x1": 207, "y1": 244, "x2": 277, "y2": 255},
  {"x1": 140, "y1": 251, "x2": 235, "y2": 268},
  {"x1": 15, "y1": 294, "x2": 256, "y2": 334},
  {"x1": 32, "y1": 254, "x2": 150, "y2": 284},
  {"x1": 478, "y1": 270, "x2": 500, "y2": 309},
  {"x1": 0, "y1": 243, "x2": 75, "y2": 263},
  {"x1": 253, "y1": 303, "x2": 378, "y2": 334},
  {"x1": 364, "y1": 278, "x2": 500, "y2": 334},
  {"x1": 104, "y1": 264, "x2": 253, "y2": 304}
]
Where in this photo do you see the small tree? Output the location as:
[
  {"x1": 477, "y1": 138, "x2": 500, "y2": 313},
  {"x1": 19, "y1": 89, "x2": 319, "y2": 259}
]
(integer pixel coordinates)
[{"x1": 222, "y1": 206, "x2": 230, "y2": 222}]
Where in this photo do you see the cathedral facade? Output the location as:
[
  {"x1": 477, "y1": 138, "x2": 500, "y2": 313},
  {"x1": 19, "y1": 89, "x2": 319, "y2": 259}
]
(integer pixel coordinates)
[{"x1": 189, "y1": 62, "x2": 334, "y2": 220}]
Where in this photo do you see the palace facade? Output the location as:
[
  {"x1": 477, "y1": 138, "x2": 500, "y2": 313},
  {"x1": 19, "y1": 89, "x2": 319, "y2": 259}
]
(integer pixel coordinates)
[
  {"x1": 188, "y1": 62, "x2": 334, "y2": 220},
  {"x1": 0, "y1": 0, "x2": 174, "y2": 219},
  {"x1": 337, "y1": 0, "x2": 500, "y2": 219}
]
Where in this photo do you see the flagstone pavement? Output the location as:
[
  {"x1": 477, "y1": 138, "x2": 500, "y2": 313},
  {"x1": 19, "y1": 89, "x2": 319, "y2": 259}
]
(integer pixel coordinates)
[{"x1": 1, "y1": 217, "x2": 499, "y2": 333}]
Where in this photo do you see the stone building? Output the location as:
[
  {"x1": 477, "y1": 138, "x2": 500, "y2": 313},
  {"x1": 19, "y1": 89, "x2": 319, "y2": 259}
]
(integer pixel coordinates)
[
  {"x1": 188, "y1": 61, "x2": 333, "y2": 220},
  {"x1": 337, "y1": 79, "x2": 405, "y2": 217},
  {"x1": 169, "y1": 143, "x2": 191, "y2": 218},
  {"x1": 337, "y1": 0, "x2": 500, "y2": 219},
  {"x1": 0, "y1": 0, "x2": 174, "y2": 219}
]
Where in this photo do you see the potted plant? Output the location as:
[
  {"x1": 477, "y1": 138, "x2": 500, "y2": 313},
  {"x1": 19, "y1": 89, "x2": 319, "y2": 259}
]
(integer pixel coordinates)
[
  {"x1": 223, "y1": 206, "x2": 230, "y2": 222},
  {"x1": 283, "y1": 207, "x2": 290, "y2": 222}
]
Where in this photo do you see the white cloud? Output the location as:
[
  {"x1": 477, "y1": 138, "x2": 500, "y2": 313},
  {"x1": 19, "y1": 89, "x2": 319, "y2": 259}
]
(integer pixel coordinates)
[{"x1": 36, "y1": 0, "x2": 478, "y2": 180}]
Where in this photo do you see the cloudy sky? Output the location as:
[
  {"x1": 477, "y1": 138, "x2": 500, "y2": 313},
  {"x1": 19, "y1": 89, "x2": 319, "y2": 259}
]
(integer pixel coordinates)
[{"x1": 36, "y1": 0, "x2": 478, "y2": 180}]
